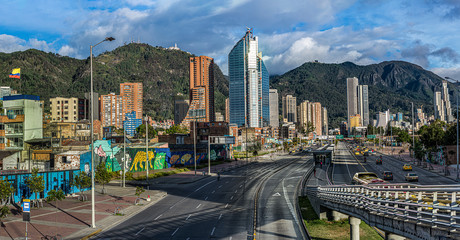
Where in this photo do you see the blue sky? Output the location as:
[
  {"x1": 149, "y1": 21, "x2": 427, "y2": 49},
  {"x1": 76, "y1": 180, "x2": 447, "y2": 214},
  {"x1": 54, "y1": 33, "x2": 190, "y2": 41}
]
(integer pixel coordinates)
[{"x1": 0, "y1": 0, "x2": 459, "y2": 79}]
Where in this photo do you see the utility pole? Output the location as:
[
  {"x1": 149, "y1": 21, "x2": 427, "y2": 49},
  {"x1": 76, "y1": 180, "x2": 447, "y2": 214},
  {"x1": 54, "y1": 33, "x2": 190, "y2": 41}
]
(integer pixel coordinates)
[
  {"x1": 412, "y1": 102, "x2": 415, "y2": 159},
  {"x1": 123, "y1": 121, "x2": 126, "y2": 188},
  {"x1": 194, "y1": 120, "x2": 197, "y2": 176},
  {"x1": 208, "y1": 136, "x2": 211, "y2": 175},
  {"x1": 145, "y1": 116, "x2": 149, "y2": 189}
]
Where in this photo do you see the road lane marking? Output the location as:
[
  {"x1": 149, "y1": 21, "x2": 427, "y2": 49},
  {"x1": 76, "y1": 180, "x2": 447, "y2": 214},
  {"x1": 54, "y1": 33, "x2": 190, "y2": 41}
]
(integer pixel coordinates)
[
  {"x1": 135, "y1": 227, "x2": 145, "y2": 235},
  {"x1": 194, "y1": 181, "x2": 215, "y2": 192},
  {"x1": 171, "y1": 228, "x2": 179, "y2": 236},
  {"x1": 186, "y1": 238, "x2": 190, "y2": 240},
  {"x1": 196, "y1": 203, "x2": 202, "y2": 209},
  {"x1": 234, "y1": 190, "x2": 237, "y2": 193},
  {"x1": 225, "y1": 181, "x2": 229, "y2": 183},
  {"x1": 205, "y1": 196, "x2": 208, "y2": 200},
  {"x1": 239, "y1": 184, "x2": 243, "y2": 188},
  {"x1": 211, "y1": 227, "x2": 216, "y2": 235},
  {"x1": 230, "y1": 195, "x2": 234, "y2": 200},
  {"x1": 229, "y1": 237, "x2": 232, "y2": 240},
  {"x1": 212, "y1": 190, "x2": 215, "y2": 194},
  {"x1": 218, "y1": 185, "x2": 222, "y2": 188},
  {"x1": 154, "y1": 214, "x2": 162, "y2": 220},
  {"x1": 282, "y1": 179, "x2": 299, "y2": 226},
  {"x1": 225, "y1": 203, "x2": 229, "y2": 208},
  {"x1": 186, "y1": 214, "x2": 191, "y2": 220},
  {"x1": 169, "y1": 205, "x2": 174, "y2": 209},
  {"x1": 218, "y1": 214, "x2": 222, "y2": 220}
]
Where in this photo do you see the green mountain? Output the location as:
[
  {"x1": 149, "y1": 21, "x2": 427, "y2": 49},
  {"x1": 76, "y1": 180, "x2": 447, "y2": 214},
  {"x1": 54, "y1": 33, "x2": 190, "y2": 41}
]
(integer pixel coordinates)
[
  {"x1": 0, "y1": 43, "x2": 228, "y2": 120},
  {"x1": 270, "y1": 61, "x2": 453, "y2": 128}
]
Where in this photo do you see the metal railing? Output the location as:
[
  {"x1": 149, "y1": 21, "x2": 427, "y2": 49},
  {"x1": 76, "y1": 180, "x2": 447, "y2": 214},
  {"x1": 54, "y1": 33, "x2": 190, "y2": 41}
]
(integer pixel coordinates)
[{"x1": 311, "y1": 184, "x2": 460, "y2": 231}]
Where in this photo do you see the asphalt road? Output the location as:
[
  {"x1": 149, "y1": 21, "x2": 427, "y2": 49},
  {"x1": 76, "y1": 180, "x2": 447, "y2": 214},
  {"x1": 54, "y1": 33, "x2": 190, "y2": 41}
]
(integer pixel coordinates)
[
  {"x1": 95, "y1": 152, "x2": 312, "y2": 240},
  {"x1": 330, "y1": 141, "x2": 457, "y2": 186}
]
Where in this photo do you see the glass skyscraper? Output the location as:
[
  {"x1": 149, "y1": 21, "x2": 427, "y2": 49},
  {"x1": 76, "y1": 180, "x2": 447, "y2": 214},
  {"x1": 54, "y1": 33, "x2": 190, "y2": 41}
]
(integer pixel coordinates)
[{"x1": 228, "y1": 29, "x2": 269, "y2": 127}]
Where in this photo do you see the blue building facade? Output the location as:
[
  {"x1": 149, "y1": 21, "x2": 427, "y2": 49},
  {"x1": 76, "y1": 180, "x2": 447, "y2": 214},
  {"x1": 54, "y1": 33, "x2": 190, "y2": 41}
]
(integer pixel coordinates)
[
  {"x1": 123, "y1": 111, "x2": 142, "y2": 136},
  {"x1": 229, "y1": 29, "x2": 269, "y2": 127}
]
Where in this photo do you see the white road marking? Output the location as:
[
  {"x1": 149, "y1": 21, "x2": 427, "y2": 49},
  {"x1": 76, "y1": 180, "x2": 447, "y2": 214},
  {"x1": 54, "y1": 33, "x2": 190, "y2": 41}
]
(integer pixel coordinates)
[
  {"x1": 205, "y1": 196, "x2": 208, "y2": 200},
  {"x1": 218, "y1": 185, "x2": 222, "y2": 188},
  {"x1": 135, "y1": 227, "x2": 145, "y2": 235},
  {"x1": 282, "y1": 179, "x2": 299, "y2": 226},
  {"x1": 211, "y1": 227, "x2": 216, "y2": 235},
  {"x1": 234, "y1": 190, "x2": 237, "y2": 193},
  {"x1": 239, "y1": 184, "x2": 243, "y2": 188},
  {"x1": 186, "y1": 238, "x2": 190, "y2": 240},
  {"x1": 229, "y1": 237, "x2": 232, "y2": 240},
  {"x1": 225, "y1": 181, "x2": 229, "y2": 183},
  {"x1": 169, "y1": 205, "x2": 174, "y2": 209},
  {"x1": 212, "y1": 190, "x2": 215, "y2": 194},
  {"x1": 230, "y1": 195, "x2": 234, "y2": 200},
  {"x1": 186, "y1": 214, "x2": 191, "y2": 220},
  {"x1": 196, "y1": 203, "x2": 202, "y2": 209},
  {"x1": 194, "y1": 181, "x2": 215, "y2": 192},
  {"x1": 218, "y1": 214, "x2": 222, "y2": 220},
  {"x1": 171, "y1": 228, "x2": 179, "y2": 236},
  {"x1": 154, "y1": 214, "x2": 162, "y2": 220},
  {"x1": 225, "y1": 203, "x2": 229, "y2": 208}
]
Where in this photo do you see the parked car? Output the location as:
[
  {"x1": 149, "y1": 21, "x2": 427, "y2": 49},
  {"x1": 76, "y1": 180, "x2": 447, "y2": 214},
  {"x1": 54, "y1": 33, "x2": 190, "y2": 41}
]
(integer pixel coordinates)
[
  {"x1": 382, "y1": 171, "x2": 393, "y2": 180},
  {"x1": 405, "y1": 173, "x2": 418, "y2": 182},
  {"x1": 403, "y1": 164, "x2": 412, "y2": 171}
]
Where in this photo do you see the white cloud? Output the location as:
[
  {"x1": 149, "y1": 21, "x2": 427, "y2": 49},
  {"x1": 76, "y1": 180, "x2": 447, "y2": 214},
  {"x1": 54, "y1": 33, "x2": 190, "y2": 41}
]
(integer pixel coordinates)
[
  {"x1": 0, "y1": 34, "x2": 27, "y2": 53},
  {"x1": 58, "y1": 45, "x2": 78, "y2": 57},
  {"x1": 431, "y1": 67, "x2": 460, "y2": 82}
]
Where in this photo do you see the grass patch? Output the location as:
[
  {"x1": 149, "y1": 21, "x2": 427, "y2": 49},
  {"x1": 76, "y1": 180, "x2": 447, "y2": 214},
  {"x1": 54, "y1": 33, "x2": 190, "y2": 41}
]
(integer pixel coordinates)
[
  {"x1": 133, "y1": 168, "x2": 190, "y2": 181},
  {"x1": 298, "y1": 196, "x2": 383, "y2": 240}
]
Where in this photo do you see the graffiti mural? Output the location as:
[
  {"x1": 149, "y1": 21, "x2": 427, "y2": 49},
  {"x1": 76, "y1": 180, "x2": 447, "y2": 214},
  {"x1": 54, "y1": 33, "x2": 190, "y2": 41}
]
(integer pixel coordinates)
[
  {"x1": 169, "y1": 152, "x2": 207, "y2": 166},
  {"x1": 127, "y1": 148, "x2": 171, "y2": 172},
  {"x1": 91, "y1": 140, "x2": 123, "y2": 172}
]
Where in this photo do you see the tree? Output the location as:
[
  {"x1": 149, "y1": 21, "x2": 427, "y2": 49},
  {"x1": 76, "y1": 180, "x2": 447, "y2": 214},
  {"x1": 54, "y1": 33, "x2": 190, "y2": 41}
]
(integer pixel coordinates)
[
  {"x1": 95, "y1": 161, "x2": 112, "y2": 194},
  {"x1": 134, "y1": 186, "x2": 145, "y2": 205},
  {"x1": 136, "y1": 124, "x2": 157, "y2": 137},
  {"x1": 46, "y1": 189, "x2": 65, "y2": 237},
  {"x1": 165, "y1": 125, "x2": 189, "y2": 134},
  {"x1": 0, "y1": 180, "x2": 14, "y2": 219},
  {"x1": 413, "y1": 141, "x2": 426, "y2": 161},
  {"x1": 26, "y1": 168, "x2": 45, "y2": 204},
  {"x1": 397, "y1": 130, "x2": 411, "y2": 144},
  {"x1": 72, "y1": 171, "x2": 91, "y2": 201},
  {"x1": 419, "y1": 120, "x2": 446, "y2": 152},
  {"x1": 302, "y1": 122, "x2": 315, "y2": 135},
  {"x1": 444, "y1": 122, "x2": 457, "y2": 146}
]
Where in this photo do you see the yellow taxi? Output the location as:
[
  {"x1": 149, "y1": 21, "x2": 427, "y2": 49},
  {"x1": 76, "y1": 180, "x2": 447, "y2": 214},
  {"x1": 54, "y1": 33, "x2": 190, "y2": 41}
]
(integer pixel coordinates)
[{"x1": 403, "y1": 164, "x2": 412, "y2": 171}]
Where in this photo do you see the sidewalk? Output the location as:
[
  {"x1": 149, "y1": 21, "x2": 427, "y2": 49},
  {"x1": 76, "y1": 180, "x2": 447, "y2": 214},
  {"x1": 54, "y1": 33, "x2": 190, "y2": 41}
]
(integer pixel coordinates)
[
  {"x1": 379, "y1": 146, "x2": 459, "y2": 181},
  {"x1": 0, "y1": 185, "x2": 166, "y2": 240}
]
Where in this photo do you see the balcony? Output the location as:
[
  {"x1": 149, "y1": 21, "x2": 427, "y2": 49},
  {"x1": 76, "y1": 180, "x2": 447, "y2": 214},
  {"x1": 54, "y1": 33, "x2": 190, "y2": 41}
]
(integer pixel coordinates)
[{"x1": 0, "y1": 114, "x2": 24, "y2": 123}]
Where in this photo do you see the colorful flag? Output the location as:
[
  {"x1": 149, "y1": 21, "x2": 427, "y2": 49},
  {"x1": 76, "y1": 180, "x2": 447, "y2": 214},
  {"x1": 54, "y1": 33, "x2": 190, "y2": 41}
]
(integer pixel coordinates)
[{"x1": 9, "y1": 68, "x2": 20, "y2": 79}]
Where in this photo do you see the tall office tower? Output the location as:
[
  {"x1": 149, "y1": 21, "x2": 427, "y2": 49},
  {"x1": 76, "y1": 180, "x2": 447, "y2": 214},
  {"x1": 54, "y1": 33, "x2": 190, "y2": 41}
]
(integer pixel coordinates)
[
  {"x1": 282, "y1": 95, "x2": 297, "y2": 123},
  {"x1": 347, "y1": 77, "x2": 359, "y2": 130},
  {"x1": 120, "y1": 82, "x2": 143, "y2": 121},
  {"x1": 100, "y1": 93, "x2": 123, "y2": 128},
  {"x1": 322, "y1": 107, "x2": 328, "y2": 135},
  {"x1": 442, "y1": 80, "x2": 454, "y2": 122},
  {"x1": 312, "y1": 102, "x2": 322, "y2": 136},
  {"x1": 174, "y1": 97, "x2": 189, "y2": 125},
  {"x1": 434, "y1": 91, "x2": 444, "y2": 121},
  {"x1": 269, "y1": 89, "x2": 279, "y2": 127},
  {"x1": 182, "y1": 56, "x2": 215, "y2": 127},
  {"x1": 229, "y1": 28, "x2": 269, "y2": 127},
  {"x1": 357, "y1": 85, "x2": 369, "y2": 126},
  {"x1": 225, "y1": 98, "x2": 230, "y2": 123}
]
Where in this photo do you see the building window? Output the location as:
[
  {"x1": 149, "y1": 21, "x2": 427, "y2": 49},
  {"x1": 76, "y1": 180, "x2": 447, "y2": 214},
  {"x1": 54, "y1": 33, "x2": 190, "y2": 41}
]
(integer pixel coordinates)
[{"x1": 62, "y1": 156, "x2": 68, "y2": 163}]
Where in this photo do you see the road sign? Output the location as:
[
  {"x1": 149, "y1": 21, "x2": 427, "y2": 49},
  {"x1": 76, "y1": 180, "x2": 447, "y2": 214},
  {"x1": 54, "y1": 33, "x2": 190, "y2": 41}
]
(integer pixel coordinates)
[
  {"x1": 367, "y1": 135, "x2": 376, "y2": 139},
  {"x1": 336, "y1": 135, "x2": 344, "y2": 139},
  {"x1": 23, "y1": 199, "x2": 30, "y2": 213}
]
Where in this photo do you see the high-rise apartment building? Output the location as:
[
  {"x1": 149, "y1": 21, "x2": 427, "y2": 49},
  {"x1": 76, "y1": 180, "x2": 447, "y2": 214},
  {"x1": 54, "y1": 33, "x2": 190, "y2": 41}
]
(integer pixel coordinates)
[
  {"x1": 282, "y1": 95, "x2": 296, "y2": 123},
  {"x1": 322, "y1": 107, "x2": 328, "y2": 135},
  {"x1": 229, "y1": 28, "x2": 269, "y2": 127},
  {"x1": 225, "y1": 98, "x2": 230, "y2": 123},
  {"x1": 298, "y1": 100, "x2": 322, "y2": 136},
  {"x1": 50, "y1": 97, "x2": 89, "y2": 122},
  {"x1": 347, "y1": 77, "x2": 359, "y2": 131},
  {"x1": 357, "y1": 85, "x2": 369, "y2": 126},
  {"x1": 269, "y1": 89, "x2": 279, "y2": 127},
  {"x1": 435, "y1": 80, "x2": 454, "y2": 123},
  {"x1": 182, "y1": 56, "x2": 215, "y2": 127},
  {"x1": 120, "y1": 82, "x2": 143, "y2": 121},
  {"x1": 100, "y1": 93, "x2": 123, "y2": 128}
]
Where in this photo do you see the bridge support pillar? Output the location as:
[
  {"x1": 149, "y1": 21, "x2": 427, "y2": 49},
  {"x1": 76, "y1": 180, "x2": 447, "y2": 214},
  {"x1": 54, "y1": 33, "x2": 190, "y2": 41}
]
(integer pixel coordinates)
[
  {"x1": 332, "y1": 210, "x2": 348, "y2": 221},
  {"x1": 385, "y1": 232, "x2": 405, "y2": 240},
  {"x1": 349, "y1": 216, "x2": 361, "y2": 240}
]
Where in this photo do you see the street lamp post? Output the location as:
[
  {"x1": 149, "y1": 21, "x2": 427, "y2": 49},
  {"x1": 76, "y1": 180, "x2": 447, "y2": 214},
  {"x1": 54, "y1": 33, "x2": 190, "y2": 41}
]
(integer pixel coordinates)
[
  {"x1": 446, "y1": 77, "x2": 459, "y2": 181},
  {"x1": 145, "y1": 116, "x2": 149, "y2": 188},
  {"x1": 123, "y1": 121, "x2": 126, "y2": 188},
  {"x1": 412, "y1": 102, "x2": 415, "y2": 160},
  {"x1": 90, "y1": 36, "x2": 114, "y2": 229},
  {"x1": 208, "y1": 136, "x2": 211, "y2": 175},
  {"x1": 194, "y1": 120, "x2": 197, "y2": 176}
]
